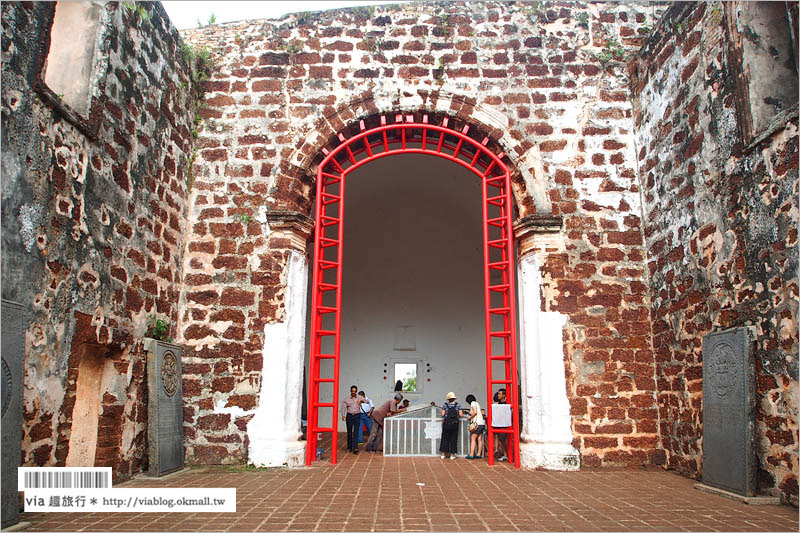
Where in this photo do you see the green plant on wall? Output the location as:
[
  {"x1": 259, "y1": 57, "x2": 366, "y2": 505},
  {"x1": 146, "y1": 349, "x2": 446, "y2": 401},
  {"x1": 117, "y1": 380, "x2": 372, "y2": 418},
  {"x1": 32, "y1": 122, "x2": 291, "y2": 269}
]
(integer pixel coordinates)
[
  {"x1": 184, "y1": 148, "x2": 198, "y2": 191},
  {"x1": 181, "y1": 42, "x2": 215, "y2": 90},
  {"x1": 440, "y1": 13, "x2": 452, "y2": 38},
  {"x1": 147, "y1": 316, "x2": 172, "y2": 342},
  {"x1": 354, "y1": 5, "x2": 375, "y2": 20},
  {"x1": 364, "y1": 36, "x2": 384, "y2": 55},
  {"x1": 123, "y1": 1, "x2": 151, "y2": 27},
  {"x1": 596, "y1": 38, "x2": 626, "y2": 65},
  {"x1": 207, "y1": 12, "x2": 217, "y2": 25},
  {"x1": 192, "y1": 110, "x2": 202, "y2": 138},
  {"x1": 278, "y1": 39, "x2": 302, "y2": 56},
  {"x1": 177, "y1": 41, "x2": 214, "y2": 189},
  {"x1": 521, "y1": 1, "x2": 545, "y2": 23},
  {"x1": 577, "y1": 12, "x2": 590, "y2": 28},
  {"x1": 296, "y1": 11, "x2": 313, "y2": 25},
  {"x1": 666, "y1": 17, "x2": 684, "y2": 34},
  {"x1": 234, "y1": 214, "x2": 253, "y2": 224},
  {"x1": 433, "y1": 56, "x2": 447, "y2": 81},
  {"x1": 233, "y1": 32, "x2": 253, "y2": 52},
  {"x1": 709, "y1": 4, "x2": 723, "y2": 25},
  {"x1": 136, "y1": 4, "x2": 150, "y2": 24}
]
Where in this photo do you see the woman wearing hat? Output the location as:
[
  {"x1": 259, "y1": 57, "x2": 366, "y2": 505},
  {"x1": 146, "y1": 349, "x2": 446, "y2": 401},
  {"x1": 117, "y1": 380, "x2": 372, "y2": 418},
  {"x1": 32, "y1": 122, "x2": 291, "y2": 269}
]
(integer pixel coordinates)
[{"x1": 439, "y1": 392, "x2": 462, "y2": 459}]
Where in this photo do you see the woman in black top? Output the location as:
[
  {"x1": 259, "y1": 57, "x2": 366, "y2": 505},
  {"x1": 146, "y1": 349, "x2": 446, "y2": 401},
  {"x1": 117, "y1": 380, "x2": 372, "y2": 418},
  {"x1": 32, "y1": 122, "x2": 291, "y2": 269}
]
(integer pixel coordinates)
[{"x1": 439, "y1": 392, "x2": 461, "y2": 459}]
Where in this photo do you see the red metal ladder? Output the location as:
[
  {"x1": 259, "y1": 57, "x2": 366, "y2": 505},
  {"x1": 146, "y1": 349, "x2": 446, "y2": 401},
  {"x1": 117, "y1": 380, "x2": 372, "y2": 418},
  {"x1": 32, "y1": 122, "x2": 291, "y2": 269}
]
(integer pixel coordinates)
[
  {"x1": 305, "y1": 114, "x2": 520, "y2": 466},
  {"x1": 305, "y1": 157, "x2": 345, "y2": 465},
  {"x1": 482, "y1": 163, "x2": 520, "y2": 468}
]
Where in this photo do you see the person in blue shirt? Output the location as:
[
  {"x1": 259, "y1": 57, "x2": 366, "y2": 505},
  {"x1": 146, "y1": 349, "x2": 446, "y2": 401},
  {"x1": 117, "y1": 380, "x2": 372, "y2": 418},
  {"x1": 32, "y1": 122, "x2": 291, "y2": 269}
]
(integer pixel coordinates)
[{"x1": 356, "y1": 390, "x2": 373, "y2": 445}]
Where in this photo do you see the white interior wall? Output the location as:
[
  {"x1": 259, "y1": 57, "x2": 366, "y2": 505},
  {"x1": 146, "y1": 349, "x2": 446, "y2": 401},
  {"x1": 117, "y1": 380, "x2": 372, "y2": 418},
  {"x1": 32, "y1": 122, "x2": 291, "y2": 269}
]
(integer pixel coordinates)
[{"x1": 305, "y1": 154, "x2": 491, "y2": 431}]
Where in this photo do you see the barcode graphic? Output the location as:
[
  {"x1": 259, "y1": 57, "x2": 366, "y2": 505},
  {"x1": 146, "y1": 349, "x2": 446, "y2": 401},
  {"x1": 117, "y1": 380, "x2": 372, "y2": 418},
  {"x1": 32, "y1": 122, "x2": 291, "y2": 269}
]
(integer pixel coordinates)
[{"x1": 19, "y1": 468, "x2": 111, "y2": 490}]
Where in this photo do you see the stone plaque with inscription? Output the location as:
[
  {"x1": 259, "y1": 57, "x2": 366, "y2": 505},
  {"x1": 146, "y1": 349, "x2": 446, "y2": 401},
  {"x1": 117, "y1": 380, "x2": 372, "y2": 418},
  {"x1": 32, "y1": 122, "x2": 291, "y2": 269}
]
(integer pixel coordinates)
[
  {"x1": 146, "y1": 340, "x2": 184, "y2": 476},
  {"x1": 2, "y1": 300, "x2": 27, "y2": 528},
  {"x1": 701, "y1": 327, "x2": 756, "y2": 496}
]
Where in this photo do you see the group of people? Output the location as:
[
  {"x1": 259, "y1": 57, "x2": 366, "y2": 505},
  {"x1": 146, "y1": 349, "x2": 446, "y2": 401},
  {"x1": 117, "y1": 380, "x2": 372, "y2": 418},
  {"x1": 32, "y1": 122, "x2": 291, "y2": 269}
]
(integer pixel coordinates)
[
  {"x1": 340, "y1": 385, "x2": 510, "y2": 461},
  {"x1": 437, "y1": 388, "x2": 509, "y2": 461},
  {"x1": 340, "y1": 386, "x2": 408, "y2": 454}
]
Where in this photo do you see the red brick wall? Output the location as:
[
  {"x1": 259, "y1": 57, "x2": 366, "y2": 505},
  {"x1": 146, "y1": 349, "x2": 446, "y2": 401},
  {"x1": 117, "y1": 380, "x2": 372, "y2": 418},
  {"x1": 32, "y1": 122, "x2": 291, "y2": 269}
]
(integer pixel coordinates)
[
  {"x1": 180, "y1": 1, "x2": 666, "y2": 467},
  {"x1": 630, "y1": 1, "x2": 798, "y2": 504}
]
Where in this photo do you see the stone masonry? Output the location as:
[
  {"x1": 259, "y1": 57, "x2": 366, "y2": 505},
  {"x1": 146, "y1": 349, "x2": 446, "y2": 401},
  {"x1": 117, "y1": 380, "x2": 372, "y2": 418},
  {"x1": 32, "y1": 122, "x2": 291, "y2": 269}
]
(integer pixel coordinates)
[
  {"x1": 178, "y1": 1, "x2": 666, "y2": 468},
  {"x1": 630, "y1": 1, "x2": 798, "y2": 504},
  {"x1": 2, "y1": 0, "x2": 797, "y2": 507},
  {"x1": 2, "y1": 2, "x2": 197, "y2": 480}
]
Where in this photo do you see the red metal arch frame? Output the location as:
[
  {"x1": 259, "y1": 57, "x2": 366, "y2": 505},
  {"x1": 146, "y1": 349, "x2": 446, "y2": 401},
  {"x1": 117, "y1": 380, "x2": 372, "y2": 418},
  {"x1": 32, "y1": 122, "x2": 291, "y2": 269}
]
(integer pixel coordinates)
[{"x1": 305, "y1": 114, "x2": 520, "y2": 468}]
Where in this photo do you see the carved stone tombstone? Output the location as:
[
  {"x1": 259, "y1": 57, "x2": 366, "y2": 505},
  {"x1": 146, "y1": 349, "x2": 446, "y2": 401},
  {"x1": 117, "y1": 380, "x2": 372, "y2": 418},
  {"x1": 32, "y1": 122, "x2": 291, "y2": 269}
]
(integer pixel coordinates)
[
  {"x1": 701, "y1": 327, "x2": 756, "y2": 496},
  {"x1": 145, "y1": 339, "x2": 184, "y2": 476},
  {"x1": 2, "y1": 300, "x2": 26, "y2": 528}
]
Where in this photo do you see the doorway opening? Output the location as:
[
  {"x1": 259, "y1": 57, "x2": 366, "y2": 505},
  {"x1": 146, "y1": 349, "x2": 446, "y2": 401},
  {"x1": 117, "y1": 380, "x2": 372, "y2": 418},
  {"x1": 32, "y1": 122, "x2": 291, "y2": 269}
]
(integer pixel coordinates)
[{"x1": 305, "y1": 114, "x2": 521, "y2": 467}]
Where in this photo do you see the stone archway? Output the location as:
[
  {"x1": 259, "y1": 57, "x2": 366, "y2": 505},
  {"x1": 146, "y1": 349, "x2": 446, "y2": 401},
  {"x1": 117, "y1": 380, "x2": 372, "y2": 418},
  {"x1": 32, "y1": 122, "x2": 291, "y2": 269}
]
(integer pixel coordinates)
[
  {"x1": 271, "y1": 91, "x2": 552, "y2": 218},
  {"x1": 303, "y1": 113, "x2": 521, "y2": 466},
  {"x1": 245, "y1": 108, "x2": 579, "y2": 470}
]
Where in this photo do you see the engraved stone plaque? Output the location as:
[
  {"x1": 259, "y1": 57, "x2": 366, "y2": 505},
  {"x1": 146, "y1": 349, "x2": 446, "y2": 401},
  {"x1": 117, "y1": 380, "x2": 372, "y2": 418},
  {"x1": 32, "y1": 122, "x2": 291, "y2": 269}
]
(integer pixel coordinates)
[
  {"x1": 146, "y1": 340, "x2": 184, "y2": 476},
  {"x1": 702, "y1": 327, "x2": 756, "y2": 496},
  {"x1": 2, "y1": 300, "x2": 27, "y2": 528}
]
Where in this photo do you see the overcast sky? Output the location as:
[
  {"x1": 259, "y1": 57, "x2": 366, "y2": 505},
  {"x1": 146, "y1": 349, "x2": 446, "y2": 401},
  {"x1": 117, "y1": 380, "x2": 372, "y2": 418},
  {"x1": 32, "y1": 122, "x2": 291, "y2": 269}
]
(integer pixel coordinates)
[{"x1": 162, "y1": 1, "x2": 405, "y2": 29}]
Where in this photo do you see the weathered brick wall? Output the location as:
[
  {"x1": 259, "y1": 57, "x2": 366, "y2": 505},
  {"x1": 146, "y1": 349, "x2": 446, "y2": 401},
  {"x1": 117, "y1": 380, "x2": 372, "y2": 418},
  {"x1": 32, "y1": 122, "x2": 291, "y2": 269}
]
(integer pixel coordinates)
[
  {"x1": 630, "y1": 1, "x2": 798, "y2": 504},
  {"x1": 1, "y1": 2, "x2": 196, "y2": 478},
  {"x1": 179, "y1": 1, "x2": 666, "y2": 467}
]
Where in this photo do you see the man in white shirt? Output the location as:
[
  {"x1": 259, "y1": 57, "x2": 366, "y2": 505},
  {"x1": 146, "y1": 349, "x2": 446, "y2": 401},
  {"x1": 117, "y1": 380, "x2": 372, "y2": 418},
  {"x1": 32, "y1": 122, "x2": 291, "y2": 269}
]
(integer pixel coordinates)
[
  {"x1": 356, "y1": 390, "x2": 374, "y2": 446},
  {"x1": 492, "y1": 388, "x2": 511, "y2": 461}
]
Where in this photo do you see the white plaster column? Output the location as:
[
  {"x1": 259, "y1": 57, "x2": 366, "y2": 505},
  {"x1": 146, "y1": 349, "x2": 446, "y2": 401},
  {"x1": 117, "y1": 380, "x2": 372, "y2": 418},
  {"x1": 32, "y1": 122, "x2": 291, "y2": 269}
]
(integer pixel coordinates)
[
  {"x1": 515, "y1": 216, "x2": 580, "y2": 470},
  {"x1": 248, "y1": 212, "x2": 312, "y2": 467}
]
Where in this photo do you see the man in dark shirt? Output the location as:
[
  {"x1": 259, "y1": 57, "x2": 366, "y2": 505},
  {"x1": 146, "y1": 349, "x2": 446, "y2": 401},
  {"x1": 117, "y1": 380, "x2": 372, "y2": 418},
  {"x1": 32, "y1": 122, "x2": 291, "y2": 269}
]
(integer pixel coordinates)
[{"x1": 341, "y1": 385, "x2": 362, "y2": 454}]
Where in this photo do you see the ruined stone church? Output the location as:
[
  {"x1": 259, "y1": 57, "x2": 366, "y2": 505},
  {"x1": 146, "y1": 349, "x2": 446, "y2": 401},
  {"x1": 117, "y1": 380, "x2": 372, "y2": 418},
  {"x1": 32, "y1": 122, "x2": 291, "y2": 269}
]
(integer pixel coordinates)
[{"x1": 1, "y1": 0, "x2": 797, "y2": 508}]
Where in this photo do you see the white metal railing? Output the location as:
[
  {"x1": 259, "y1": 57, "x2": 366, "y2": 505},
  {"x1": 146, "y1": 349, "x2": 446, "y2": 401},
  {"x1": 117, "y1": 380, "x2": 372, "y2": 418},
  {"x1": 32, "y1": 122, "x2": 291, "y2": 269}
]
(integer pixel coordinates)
[{"x1": 384, "y1": 405, "x2": 470, "y2": 457}]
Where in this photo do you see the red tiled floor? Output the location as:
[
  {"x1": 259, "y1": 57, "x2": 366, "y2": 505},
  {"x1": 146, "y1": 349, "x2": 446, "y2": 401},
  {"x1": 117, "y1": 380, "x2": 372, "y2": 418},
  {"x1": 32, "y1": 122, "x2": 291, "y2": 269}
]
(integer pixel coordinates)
[{"x1": 17, "y1": 436, "x2": 799, "y2": 532}]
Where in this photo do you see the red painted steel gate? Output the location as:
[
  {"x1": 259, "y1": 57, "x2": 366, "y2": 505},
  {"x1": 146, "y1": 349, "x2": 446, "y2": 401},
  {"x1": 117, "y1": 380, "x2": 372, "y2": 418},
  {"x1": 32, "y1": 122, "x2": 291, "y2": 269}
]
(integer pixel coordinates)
[{"x1": 305, "y1": 114, "x2": 520, "y2": 467}]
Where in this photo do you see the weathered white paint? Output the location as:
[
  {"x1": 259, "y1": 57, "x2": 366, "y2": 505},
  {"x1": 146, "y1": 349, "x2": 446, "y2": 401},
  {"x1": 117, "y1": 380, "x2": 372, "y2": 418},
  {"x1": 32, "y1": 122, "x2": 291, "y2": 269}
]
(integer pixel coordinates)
[
  {"x1": 248, "y1": 250, "x2": 308, "y2": 467},
  {"x1": 519, "y1": 146, "x2": 552, "y2": 213},
  {"x1": 213, "y1": 398, "x2": 254, "y2": 420},
  {"x1": 44, "y1": 1, "x2": 104, "y2": 116},
  {"x1": 517, "y1": 252, "x2": 580, "y2": 470}
]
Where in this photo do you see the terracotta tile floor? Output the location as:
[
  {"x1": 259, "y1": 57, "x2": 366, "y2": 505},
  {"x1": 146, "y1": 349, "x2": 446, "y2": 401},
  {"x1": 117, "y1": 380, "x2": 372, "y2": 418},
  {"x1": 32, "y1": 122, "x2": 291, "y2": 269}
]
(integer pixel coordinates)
[{"x1": 18, "y1": 435, "x2": 799, "y2": 532}]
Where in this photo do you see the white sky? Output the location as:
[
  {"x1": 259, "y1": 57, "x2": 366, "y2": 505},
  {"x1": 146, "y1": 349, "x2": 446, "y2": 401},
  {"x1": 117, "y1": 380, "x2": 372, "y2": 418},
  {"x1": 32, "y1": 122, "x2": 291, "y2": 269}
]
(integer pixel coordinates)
[{"x1": 162, "y1": 1, "x2": 406, "y2": 30}]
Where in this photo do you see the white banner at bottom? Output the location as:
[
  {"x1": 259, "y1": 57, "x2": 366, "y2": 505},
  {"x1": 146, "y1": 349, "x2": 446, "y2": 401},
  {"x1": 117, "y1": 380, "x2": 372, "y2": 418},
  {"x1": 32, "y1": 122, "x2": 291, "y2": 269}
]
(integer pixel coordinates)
[{"x1": 23, "y1": 488, "x2": 236, "y2": 512}]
